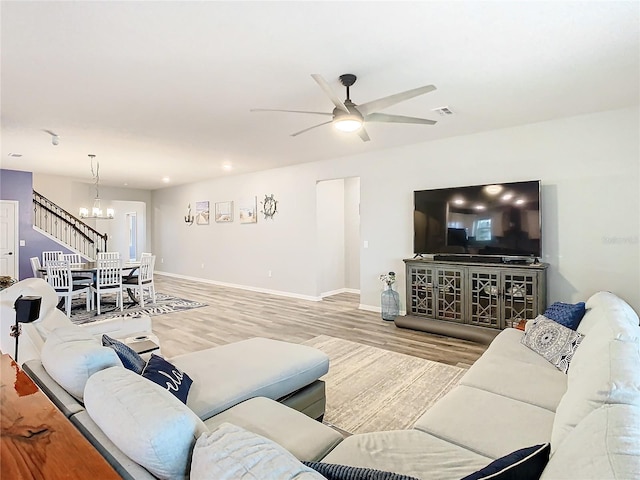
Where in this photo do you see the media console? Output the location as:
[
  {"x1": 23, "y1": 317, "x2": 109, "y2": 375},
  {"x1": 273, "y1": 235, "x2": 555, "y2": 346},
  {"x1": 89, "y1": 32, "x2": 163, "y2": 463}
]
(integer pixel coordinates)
[{"x1": 398, "y1": 258, "x2": 548, "y2": 343}]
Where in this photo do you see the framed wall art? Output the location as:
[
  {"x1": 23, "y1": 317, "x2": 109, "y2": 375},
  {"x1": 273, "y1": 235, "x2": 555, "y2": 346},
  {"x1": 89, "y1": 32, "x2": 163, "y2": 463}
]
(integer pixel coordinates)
[
  {"x1": 215, "y1": 201, "x2": 233, "y2": 223},
  {"x1": 239, "y1": 196, "x2": 257, "y2": 224},
  {"x1": 195, "y1": 201, "x2": 210, "y2": 225}
]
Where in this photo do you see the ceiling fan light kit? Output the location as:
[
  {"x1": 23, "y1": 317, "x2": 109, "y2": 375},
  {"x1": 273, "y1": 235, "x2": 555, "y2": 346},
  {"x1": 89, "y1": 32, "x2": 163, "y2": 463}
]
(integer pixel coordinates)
[{"x1": 251, "y1": 73, "x2": 437, "y2": 141}]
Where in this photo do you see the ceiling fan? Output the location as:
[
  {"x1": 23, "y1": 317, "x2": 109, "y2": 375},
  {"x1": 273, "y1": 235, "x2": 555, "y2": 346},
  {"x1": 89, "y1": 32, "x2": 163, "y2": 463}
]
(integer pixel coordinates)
[{"x1": 251, "y1": 74, "x2": 437, "y2": 142}]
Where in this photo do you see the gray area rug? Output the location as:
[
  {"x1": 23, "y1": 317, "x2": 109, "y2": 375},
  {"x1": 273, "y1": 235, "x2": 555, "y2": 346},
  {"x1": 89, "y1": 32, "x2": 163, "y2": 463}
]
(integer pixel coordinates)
[
  {"x1": 69, "y1": 292, "x2": 207, "y2": 325},
  {"x1": 303, "y1": 335, "x2": 467, "y2": 435}
]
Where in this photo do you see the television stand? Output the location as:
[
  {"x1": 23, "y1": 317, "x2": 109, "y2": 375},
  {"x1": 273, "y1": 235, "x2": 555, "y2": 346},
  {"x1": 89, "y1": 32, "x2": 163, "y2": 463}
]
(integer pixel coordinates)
[{"x1": 402, "y1": 258, "x2": 548, "y2": 336}]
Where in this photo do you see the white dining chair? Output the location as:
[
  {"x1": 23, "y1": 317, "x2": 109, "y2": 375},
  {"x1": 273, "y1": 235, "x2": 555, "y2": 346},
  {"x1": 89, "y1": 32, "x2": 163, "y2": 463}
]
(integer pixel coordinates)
[
  {"x1": 42, "y1": 251, "x2": 63, "y2": 266},
  {"x1": 61, "y1": 253, "x2": 92, "y2": 287},
  {"x1": 98, "y1": 252, "x2": 120, "y2": 261},
  {"x1": 30, "y1": 257, "x2": 44, "y2": 279},
  {"x1": 46, "y1": 260, "x2": 91, "y2": 317},
  {"x1": 140, "y1": 252, "x2": 153, "y2": 259},
  {"x1": 123, "y1": 255, "x2": 156, "y2": 308},
  {"x1": 91, "y1": 258, "x2": 124, "y2": 315}
]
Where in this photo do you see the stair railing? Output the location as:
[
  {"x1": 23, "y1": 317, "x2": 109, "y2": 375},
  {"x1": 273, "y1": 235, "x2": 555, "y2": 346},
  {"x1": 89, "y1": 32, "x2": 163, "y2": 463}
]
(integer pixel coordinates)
[{"x1": 33, "y1": 190, "x2": 108, "y2": 259}]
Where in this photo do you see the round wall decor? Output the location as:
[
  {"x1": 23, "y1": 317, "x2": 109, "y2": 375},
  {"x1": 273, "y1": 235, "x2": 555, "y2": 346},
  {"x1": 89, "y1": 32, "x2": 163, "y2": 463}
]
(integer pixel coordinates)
[{"x1": 261, "y1": 194, "x2": 278, "y2": 219}]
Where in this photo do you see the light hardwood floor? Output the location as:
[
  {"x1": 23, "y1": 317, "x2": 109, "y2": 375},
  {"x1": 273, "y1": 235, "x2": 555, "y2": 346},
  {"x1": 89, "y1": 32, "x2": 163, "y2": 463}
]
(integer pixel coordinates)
[{"x1": 152, "y1": 275, "x2": 487, "y2": 367}]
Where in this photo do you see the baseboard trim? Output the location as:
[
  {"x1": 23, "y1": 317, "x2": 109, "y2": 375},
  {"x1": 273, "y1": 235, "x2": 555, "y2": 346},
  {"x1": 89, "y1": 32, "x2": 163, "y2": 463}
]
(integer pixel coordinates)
[
  {"x1": 320, "y1": 288, "x2": 360, "y2": 298},
  {"x1": 155, "y1": 271, "x2": 322, "y2": 302},
  {"x1": 359, "y1": 304, "x2": 407, "y2": 317}
]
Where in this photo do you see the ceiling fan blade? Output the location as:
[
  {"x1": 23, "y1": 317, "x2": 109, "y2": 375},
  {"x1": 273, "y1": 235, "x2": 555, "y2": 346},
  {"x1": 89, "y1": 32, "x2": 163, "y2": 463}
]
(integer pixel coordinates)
[
  {"x1": 365, "y1": 113, "x2": 437, "y2": 125},
  {"x1": 291, "y1": 120, "x2": 333, "y2": 137},
  {"x1": 311, "y1": 74, "x2": 350, "y2": 114},
  {"x1": 42, "y1": 129, "x2": 58, "y2": 136},
  {"x1": 358, "y1": 85, "x2": 436, "y2": 116},
  {"x1": 251, "y1": 108, "x2": 332, "y2": 116},
  {"x1": 357, "y1": 127, "x2": 370, "y2": 142}
]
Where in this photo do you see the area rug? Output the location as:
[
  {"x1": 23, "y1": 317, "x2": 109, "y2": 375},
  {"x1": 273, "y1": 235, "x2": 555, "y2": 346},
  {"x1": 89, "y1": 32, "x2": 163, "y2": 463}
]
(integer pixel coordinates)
[
  {"x1": 302, "y1": 335, "x2": 467, "y2": 435},
  {"x1": 69, "y1": 292, "x2": 207, "y2": 325}
]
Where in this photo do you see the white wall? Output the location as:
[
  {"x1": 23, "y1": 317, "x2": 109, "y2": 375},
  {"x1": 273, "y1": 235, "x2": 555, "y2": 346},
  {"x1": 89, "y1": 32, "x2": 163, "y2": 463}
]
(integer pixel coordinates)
[
  {"x1": 344, "y1": 177, "x2": 361, "y2": 291},
  {"x1": 317, "y1": 179, "x2": 345, "y2": 296},
  {"x1": 151, "y1": 107, "x2": 640, "y2": 312}
]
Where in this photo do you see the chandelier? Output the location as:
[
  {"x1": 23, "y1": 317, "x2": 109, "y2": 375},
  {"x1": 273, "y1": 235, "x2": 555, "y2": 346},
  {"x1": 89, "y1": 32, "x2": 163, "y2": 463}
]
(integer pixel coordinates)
[{"x1": 79, "y1": 154, "x2": 114, "y2": 219}]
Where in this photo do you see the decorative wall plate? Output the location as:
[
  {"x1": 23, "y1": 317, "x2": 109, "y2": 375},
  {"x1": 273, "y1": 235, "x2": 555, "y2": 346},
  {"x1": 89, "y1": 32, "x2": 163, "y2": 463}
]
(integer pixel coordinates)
[{"x1": 260, "y1": 194, "x2": 278, "y2": 219}]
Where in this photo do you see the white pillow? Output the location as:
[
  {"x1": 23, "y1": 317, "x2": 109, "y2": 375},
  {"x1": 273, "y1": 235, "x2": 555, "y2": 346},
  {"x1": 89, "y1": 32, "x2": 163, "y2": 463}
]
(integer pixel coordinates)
[
  {"x1": 190, "y1": 423, "x2": 326, "y2": 480},
  {"x1": 551, "y1": 338, "x2": 640, "y2": 451},
  {"x1": 41, "y1": 326, "x2": 121, "y2": 400},
  {"x1": 85, "y1": 367, "x2": 208, "y2": 480}
]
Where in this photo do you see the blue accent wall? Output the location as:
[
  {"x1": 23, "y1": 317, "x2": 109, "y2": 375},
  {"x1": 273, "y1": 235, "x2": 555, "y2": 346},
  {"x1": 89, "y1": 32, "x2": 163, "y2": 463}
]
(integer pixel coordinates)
[{"x1": 0, "y1": 169, "x2": 72, "y2": 279}]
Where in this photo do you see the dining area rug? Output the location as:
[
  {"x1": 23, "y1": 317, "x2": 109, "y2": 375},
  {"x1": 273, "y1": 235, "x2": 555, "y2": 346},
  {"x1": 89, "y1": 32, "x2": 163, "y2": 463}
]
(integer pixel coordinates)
[
  {"x1": 302, "y1": 335, "x2": 467, "y2": 435},
  {"x1": 69, "y1": 292, "x2": 207, "y2": 325}
]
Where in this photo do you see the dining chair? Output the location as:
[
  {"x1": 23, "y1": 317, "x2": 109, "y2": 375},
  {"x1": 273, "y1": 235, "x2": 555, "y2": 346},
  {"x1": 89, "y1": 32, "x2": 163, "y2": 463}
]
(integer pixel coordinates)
[
  {"x1": 42, "y1": 251, "x2": 63, "y2": 266},
  {"x1": 45, "y1": 260, "x2": 91, "y2": 317},
  {"x1": 62, "y1": 253, "x2": 92, "y2": 287},
  {"x1": 140, "y1": 252, "x2": 153, "y2": 259},
  {"x1": 91, "y1": 258, "x2": 124, "y2": 315},
  {"x1": 30, "y1": 257, "x2": 44, "y2": 279},
  {"x1": 122, "y1": 255, "x2": 156, "y2": 308}
]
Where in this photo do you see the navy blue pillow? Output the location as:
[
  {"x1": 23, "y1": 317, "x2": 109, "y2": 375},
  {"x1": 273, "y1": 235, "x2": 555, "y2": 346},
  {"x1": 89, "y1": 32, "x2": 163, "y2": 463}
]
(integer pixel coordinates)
[
  {"x1": 102, "y1": 335, "x2": 146, "y2": 374},
  {"x1": 142, "y1": 354, "x2": 192, "y2": 404},
  {"x1": 543, "y1": 302, "x2": 586, "y2": 330},
  {"x1": 461, "y1": 443, "x2": 550, "y2": 480}
]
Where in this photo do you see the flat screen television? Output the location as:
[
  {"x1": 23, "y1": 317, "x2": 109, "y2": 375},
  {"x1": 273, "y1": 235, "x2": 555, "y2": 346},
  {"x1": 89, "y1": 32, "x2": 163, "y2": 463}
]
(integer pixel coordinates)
[{"x1": 414, "y1": 180, "x2": 541, "y2": 259}]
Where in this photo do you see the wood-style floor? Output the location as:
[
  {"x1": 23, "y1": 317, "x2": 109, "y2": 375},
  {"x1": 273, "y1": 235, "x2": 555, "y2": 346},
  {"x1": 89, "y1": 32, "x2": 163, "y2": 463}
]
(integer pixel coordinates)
[{"x1": 152, "y1": 275, "x2": 487, "y2": 367}]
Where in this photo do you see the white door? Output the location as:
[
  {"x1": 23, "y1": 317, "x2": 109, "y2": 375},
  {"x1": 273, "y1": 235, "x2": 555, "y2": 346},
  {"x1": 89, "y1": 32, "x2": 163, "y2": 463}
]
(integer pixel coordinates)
[{"x1": 0, "y1": 201, "x2": 19, "y2": 278}]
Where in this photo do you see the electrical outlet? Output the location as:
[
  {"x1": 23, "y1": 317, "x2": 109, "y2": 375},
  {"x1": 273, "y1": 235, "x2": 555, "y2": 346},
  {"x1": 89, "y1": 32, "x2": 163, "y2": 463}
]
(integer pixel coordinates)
[
  {"x1": 268, "y1": 270, "x2": 272, "y2": 277},
  {"x1": 201, "y1": 263, "x2": 205, "y2": 269},
  {"x1": 161, "y1": 258, "x2": 164, "y2": 264}
]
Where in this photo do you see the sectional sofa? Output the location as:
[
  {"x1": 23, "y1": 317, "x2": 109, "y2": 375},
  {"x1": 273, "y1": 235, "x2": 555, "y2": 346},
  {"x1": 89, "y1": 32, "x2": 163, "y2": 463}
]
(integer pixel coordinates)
[{"x1": 4, "y1": 278, "x2": 640, "y2": 479}]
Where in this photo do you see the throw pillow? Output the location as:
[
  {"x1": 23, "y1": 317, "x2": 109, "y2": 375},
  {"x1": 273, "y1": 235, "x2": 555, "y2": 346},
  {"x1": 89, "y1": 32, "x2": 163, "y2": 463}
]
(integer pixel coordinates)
[
  {"x1": 303, "y1": 462, "x2": 420, "y2": 480},
  {"x1": 460, "y1": 443, "x2": 550, "y2": 480},
  {"x1": 520, "y1": 315, "x2": 584, "y2": 373},
  {"x1": 543, "y1": 302, "x2": 586, "y2": 330},
  {"x1": 190, "y1": 423, "x2": 325, "y2": 480},
  {"x1": 142, "y1": 354, "x2": 193, "y2": 404},
  {"x1": 85, "y1": 367, "x2": 208, "y2": 480},
  {"x1": 102, "y1": 334, "x2": 146, "y2": 374}
]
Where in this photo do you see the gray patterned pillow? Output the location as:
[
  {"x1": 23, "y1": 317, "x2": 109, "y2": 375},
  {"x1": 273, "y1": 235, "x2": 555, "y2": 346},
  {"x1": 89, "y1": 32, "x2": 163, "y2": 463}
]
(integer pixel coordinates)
[{"x1": 521, "y1": 315, "x2": 584, "y2": 373}]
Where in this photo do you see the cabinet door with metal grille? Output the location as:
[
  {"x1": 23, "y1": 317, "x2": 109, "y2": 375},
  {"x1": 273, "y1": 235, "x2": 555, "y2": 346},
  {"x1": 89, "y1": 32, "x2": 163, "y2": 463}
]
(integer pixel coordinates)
[
  {"x1": 501, "y1": 270, "x2": 539, "y2": 328},
  {"x1": 468, "y1": 268, "x2": 500, "y2": 328},
  {"x1": 435, "y1": 267, "x2": 465, "y2": 323},
  {"x1": 407, "y1": 265, "x2": 436, "y2": 316}
]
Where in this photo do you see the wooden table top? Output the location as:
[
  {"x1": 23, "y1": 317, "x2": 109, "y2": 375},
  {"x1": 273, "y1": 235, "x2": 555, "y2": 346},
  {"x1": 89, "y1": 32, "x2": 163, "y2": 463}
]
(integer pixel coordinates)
[{"x1": 0, "y1": 353, "x2": 121, "y2": 479}]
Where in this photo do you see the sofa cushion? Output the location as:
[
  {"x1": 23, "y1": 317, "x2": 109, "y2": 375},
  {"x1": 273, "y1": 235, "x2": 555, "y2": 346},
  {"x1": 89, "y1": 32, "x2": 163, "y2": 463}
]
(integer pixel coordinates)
[
  {"x1": 102, "y1": 334, "x2": 146, "y2": 374},
  {"x1": 413, "y1": 385, "x2": 555, "y2": 459},
  {"x1": 203, "y1": 396, "x2": 343, "y2": 462},
  {"x1": 541, "y1": 404, "x2": 640, "y2": 479},
  {"x1": 520, "y1": 316, "x2": 583, "y2": 373},
  {"x1": 84, "y1": 366, "x2": 207, "y2": 480},
  {"x1": 190, "y1": 423, "x2": 325, "y2": 480},
  {"x1": 459, "y1": 354, "x2": 567, "y2": 412},
  {"x1": 170, "y1": 337, "x2": 329, "y2": 420},
  {"x1": 461, "y1": 443, "x2": 550, "y2": 480},
  {"x1": 321, "y1": 430, "x2": 492, "y2": 480},
  {"x1": 483, "y1": 329, "x2": 559, "y2": 370},
  {"x1": 550, "y1": 338, "x2": 640, "y2": 451},
  {"x1": 41, "y1": 326, "x2": 122, "y2": 401},
  {"x1": 578, "y1": 291, "x2": 640, "y2": 336},
  {"x1": 142, "y1": 354, "x2": 193, "y2": 404},
  {"x1": 543, "y1": 302, "x2": 585, "y2": 330}
]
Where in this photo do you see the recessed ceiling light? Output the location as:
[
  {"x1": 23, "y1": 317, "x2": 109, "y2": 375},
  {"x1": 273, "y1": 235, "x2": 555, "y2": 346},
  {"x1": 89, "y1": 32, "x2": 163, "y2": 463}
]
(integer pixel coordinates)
[
  {"x1": 222, "y1": 162, "x2": 233, "y2": 171},
  {"x1": 8, "y1": 153, "x2": 23, "y2": 158},
  {"x1": 484, "y1": 184, "x2": 503, "y2": 195},
  {"x1": 515, "y1": 198, "x2": 526, "y2": 205},
  {"x1": 474, "y1": 204, "x2": 486, "y2": 210},
  {"x1": 453, "y1": 198, "x2": 465, "y2": 205},
  {"x1": 162, "y1": 177, "x2": 170, "y2": 183},
  {"x1": 501, "y1": 193, "x2": 514, "y2": 201}
]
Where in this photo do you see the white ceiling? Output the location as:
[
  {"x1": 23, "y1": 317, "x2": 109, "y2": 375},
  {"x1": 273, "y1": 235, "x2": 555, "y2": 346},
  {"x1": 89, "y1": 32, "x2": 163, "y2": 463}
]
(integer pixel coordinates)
[{"x1": 1, "y1": 1, "x2": 638, "y2": 190}]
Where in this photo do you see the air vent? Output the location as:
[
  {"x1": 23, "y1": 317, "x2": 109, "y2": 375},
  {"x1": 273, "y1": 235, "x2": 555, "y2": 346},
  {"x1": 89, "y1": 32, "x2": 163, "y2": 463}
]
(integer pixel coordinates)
[
  {"x1": 8, "y1": 153, "x2": 23, "y2": 158},
  {"x1": 432, "y1": 106, "x2": 454, "y2": 116}
]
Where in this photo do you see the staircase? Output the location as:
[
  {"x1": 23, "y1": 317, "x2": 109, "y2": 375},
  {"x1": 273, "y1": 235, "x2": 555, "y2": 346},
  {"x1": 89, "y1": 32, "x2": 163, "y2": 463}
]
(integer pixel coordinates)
[{"x1": 33, "y1": 190, "x2": 108, "y2": 260}]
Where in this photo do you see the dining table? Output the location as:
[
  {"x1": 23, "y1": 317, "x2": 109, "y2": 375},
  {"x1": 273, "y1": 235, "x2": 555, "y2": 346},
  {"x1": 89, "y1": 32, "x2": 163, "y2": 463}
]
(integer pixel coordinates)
[{"x1": 39, "y1": 261, "x2": 142, "y2": 308}]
